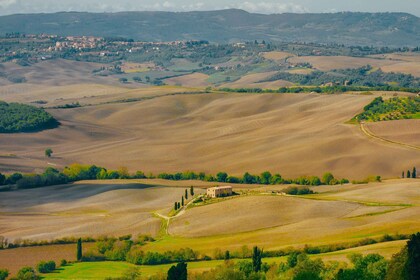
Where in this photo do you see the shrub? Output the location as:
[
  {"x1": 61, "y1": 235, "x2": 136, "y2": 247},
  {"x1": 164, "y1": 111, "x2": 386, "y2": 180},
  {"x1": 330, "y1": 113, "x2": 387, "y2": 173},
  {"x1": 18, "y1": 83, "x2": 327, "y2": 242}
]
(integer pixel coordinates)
[
  {"x1": 0, "y1": 269, "x2": 9, "y2": 280},
  {"x1": 126, "y1": 246, "x2": 144, "y2": 265},
  {"x1": 81, "y1": 250, "x2": 106, "y2": 262},
  {"x1": 37, "y1": 261, "x2": 56, "y2": 273},
  {"x1": 282, "y1": 186, "x2": 314, "y2": 195},
  {"x1": 17, "y1": 267, "x2": 39, "y2": 280},
  {"x1": 104, "y1": 240, "x2": 133, "y2": 261},
  {"x1": 60, "y1": 259, "x2": 67, "y2": 266}
]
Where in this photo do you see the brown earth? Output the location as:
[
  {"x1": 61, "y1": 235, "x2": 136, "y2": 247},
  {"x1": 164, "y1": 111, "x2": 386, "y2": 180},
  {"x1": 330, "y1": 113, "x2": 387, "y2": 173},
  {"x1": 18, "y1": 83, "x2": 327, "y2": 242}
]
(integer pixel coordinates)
[
  {"x1": 365, "y1": 119, "x2": 420, "y2": 148},
  {"x1": 0, "y1": 243, "x2": 94, "y2": 276},
  {"x1": 287, "y1": 55, "x2": 420, "y2": 77},
  {"x1": 0, "y1": 92, "x2": 419, "y2": 178},
  {"x1": 164, "y1": 73, "x2": 211, "y2": 87},
  {"x1": 0, "y1": 181, "x2": 197, "y2": 241},
  {"x1": 219, "y1": 71, "x2": 293, "y2": 88}
]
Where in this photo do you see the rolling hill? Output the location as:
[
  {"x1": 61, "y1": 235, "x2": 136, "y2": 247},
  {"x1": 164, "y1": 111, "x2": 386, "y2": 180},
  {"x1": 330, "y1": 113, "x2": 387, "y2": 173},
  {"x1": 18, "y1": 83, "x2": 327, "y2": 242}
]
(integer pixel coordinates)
[{"x1": 1, "y1": 10, "x2": 419, "y2": 46}]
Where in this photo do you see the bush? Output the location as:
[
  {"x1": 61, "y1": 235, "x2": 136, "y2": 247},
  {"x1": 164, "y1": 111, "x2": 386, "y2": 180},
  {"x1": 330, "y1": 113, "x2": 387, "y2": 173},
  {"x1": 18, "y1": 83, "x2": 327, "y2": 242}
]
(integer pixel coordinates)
[
  {"x1": 81, "y1": 250, "x2": 106, "y2": 262},
  {"x1": 16, "y1": 267, "x2": 39, "y2": 280},
  {"x1": 0, "y1": 269, "x2": 9, "y2": 280},
  {"x1": 126, "y1": 246, "x2": 144, "y2": 265},
  {"x1": 37, "y1": 261, "x2": 56, "y2": 273},
  {"x1": 60, "y1": 259, "x2": 67, "y2": 266},
  {"x1": 282, "y1": 186, "x2": 314, "y2": 195}
]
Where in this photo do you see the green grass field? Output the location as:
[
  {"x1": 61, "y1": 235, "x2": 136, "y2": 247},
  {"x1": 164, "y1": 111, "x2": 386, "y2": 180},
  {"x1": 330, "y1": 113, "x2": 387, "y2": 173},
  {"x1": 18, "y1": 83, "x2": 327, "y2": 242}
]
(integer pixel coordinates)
[
  {"x1": 42, "y1": 262, "x2": 136, "y2": 279},
  {"x1": 41, "y1": 240, "x2": 405, "y2": 279}
]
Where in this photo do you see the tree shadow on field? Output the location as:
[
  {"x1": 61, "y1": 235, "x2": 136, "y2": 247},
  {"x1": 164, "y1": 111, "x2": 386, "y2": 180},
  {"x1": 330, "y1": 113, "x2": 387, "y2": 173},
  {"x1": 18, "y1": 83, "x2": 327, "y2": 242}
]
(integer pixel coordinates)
[{"x1": 0, "y1": 181, "x2": 168, "y2": 209}]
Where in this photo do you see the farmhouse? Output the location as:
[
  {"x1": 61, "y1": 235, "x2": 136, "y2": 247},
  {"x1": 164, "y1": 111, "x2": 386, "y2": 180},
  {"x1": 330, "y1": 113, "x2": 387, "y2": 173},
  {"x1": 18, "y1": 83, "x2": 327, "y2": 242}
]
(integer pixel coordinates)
[{"x1": 207, "y1": 186, "x2": 233, "y2": 198}]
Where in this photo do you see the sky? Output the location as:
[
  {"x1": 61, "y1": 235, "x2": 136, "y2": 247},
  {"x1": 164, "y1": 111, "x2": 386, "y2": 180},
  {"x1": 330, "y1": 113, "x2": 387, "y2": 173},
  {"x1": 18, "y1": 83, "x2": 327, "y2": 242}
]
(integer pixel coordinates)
[{"x1": 0, "y1": 0, "x2": 419, "y2": 16}]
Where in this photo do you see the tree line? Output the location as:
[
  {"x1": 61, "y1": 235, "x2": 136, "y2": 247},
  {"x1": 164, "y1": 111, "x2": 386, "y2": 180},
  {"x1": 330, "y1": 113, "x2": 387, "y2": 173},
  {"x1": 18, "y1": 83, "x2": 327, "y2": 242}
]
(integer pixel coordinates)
[
  {"x1": 402, "y1": 167, "x2": 417, "y2": 179},
  {"x1": 0, "y1": 165, "x2": 354, "y2": 190},
  {"x1": 355, "y1": 96, "x2": 419, "y2": 122},
  {"x1": 0, "y1": 165, "x2": 392, "y2": 191},
  {"x1": 218, "y1": 84, "x2": 420, "y2": 94},
  {"x1": 260, "y1": 65, "x2": 420, "y2": 89},
  {"x1": 2, "y1": 233, "x2": 418, "y2": 280}
]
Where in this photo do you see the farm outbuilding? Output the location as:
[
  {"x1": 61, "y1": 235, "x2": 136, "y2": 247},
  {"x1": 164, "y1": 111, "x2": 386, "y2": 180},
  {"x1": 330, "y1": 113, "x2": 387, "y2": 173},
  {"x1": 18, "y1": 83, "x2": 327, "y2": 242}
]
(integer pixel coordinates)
[{"x1": 206, "y1": 186, "x2": 233, "y2": 198}]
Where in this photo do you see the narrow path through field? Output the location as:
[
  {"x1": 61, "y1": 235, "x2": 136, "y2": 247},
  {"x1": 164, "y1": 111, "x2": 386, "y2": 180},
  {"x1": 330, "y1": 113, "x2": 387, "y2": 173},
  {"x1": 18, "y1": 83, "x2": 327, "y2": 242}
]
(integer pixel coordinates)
[
  {"x1": 359, "y1": 122, "x2": 420, "y2": 151},
  {"x1": 154, "y1": 195, "x2": 203, "y2": 236}
]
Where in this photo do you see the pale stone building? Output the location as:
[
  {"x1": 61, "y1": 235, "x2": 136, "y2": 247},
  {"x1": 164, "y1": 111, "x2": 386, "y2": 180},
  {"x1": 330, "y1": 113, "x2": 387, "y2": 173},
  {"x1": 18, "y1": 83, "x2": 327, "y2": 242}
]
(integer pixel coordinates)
[{"x1": 206, "y1": 186, "x2": 233, "y2": 198}]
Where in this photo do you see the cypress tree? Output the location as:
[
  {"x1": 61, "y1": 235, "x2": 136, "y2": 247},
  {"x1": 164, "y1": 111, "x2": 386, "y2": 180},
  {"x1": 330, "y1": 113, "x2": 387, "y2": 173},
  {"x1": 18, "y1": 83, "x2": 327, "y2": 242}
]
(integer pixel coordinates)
[
  {"x1": 177, "y1": 202, "x2": 181, "y2": 209},
  {"x1": 190, "y1": 186, "x2": 194, "y2": 196},
  {"x1": 252, "y1": 246, "x2": 263, "y2": 272},
  {"x1": 224, "y1": 250, "x2": 230, "y2": 260},
  {"x1": 407, "y1": 233, "x2": 420, "y2": 280},
  {"x1": 174, "y1": 202, "x2": 178, "y2": 210},
  {"x1": 407, "y1": 170, "x2": 411, "y2": 178},
  {"x1": 181, "y1": 196, "x2": 184, "y2": 207},
  {"x1": 402, "y1": 171, "x2": 405, "y2": 178},
  {"x1": 77, "y1": 238, "x2": 82, "y2": 261},
  {"x1": 167, "y1": 262, "x2": 187, "y2": 280},
  {"x1": 185, "y1": 189, "x2": 188, "y2": 200},
  {"x1": 412, "y1": 167, "x2": 417, "y2": 178}
]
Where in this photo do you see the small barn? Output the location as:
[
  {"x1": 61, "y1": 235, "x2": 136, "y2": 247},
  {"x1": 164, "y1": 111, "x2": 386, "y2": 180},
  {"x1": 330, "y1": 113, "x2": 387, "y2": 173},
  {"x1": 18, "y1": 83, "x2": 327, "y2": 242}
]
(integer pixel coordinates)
[{"x1": 206, "y1": 186, "x2": 233, "y2": 198}]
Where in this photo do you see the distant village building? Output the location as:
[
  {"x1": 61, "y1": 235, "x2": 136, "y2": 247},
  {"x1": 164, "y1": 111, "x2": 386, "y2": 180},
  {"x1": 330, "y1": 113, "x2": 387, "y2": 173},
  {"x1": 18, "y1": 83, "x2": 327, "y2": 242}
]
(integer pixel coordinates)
[{"x1": 207, "y1": 186, "x2": 233, "y2": 198}]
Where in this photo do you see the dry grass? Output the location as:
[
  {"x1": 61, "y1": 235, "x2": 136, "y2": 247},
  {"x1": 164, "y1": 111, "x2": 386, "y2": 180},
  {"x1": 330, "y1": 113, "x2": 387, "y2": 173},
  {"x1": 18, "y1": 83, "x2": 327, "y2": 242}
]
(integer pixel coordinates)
[
  {"x1": 143, "y1": 180, "x2": 419, "y2": 254},
  {"x1": 286, "y1": 68, "x2": 315, "y2": 75},
  {"x1": 288, "y1": 56, "x2": 395, "y2": 71},
  {"x1": 0, "y1": 181, "x2": 198, "y2": 241},
  {"x1": 288, "y1": 55, "x2": 420, "y2": 77},
  {"x1": 0, "y1": 243, "x2": 94, "y2": 276},
  {"x1": 261, "y1": 51, "x2": 295, "y2": 61},
  {"x1": 312, "y1": 179, "x2": 420, "y2": 205},
  {"x1": 164, "y1": 73, "x2": 211, "y2": 87},
  {"x1": 0, "y1": 59, "x2": 115, "y2": 87},
  {"x1": 365, "y1": 119, "x2": 420, "y2": 147},
  {"x1": 220, "y1": 71, "x2": 293, "y2": 89},
  {"x1": 0, "y1": 83, "x2": 195, "y2": 107},
  {"x1": 170, "y1": 195, "x2": 361, "y2": 237},
  {"x1": 0, "y1": 92, "x2": 418, "y2": 178}
]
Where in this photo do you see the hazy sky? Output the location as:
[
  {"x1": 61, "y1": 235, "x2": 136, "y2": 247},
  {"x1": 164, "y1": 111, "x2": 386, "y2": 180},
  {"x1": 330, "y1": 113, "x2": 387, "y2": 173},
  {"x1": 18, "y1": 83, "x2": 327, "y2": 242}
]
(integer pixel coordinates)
[{"x1": 0, "y1": 0, "x2": 419, "y2": 16}]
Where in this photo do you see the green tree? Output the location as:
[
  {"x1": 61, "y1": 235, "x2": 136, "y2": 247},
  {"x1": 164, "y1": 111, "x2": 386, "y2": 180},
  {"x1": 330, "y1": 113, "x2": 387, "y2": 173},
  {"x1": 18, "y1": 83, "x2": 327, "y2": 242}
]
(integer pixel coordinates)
[
  {"x1": 407, "y1": 233, "x2": 420, "y2": 280},
  {"x1": 260, "y1": 171, "x2": 272, "y2": 185},
  {"x1": 167, "y1": 262, "x2": 187, "y2": 280},
  {"x1": 174, "y1": 202, "x2": 178, "y2": 210},
  {"x1": 216, "y1": 172, "x2": 228, "y2": 182},
  {"x1": 412, "y1": 167, "x2": 417, "y2": 178},
  {"x1": 45, "y1": 148, "x2": 53, "y2": 158},
  {"x1": 77, "y1": 238, "x2": 82, "y2": 261},
  {"x1": 185, "y1": 189, "x2": 188, "y2": 200},
  {"x1": 288, "y1": 252, "x2": 301, "y2": 268},
  {"x1": 190, "y1": 186, "x2": 194, "y2": 196},
  {"x1": 242, "y1": 172, "x2": 255, "y2": 184},
  {"x1": 322, "y1": 172, "x2": 335, "y2": 185},
  {"x1": 181, "y1": 196, "x2": 184, "y2": 207},
  {"x1": 0, "y1": 173, "x2": 5, "y2": 185},
  {"x1": 225, "y1": 250, "x2": 230, "y2": 260},
  {"x1": 385, "y1": 246, "x2": 408, "y2": 280},
  {"x1": 402, "y1": 171, "x2": 405, "y2": 178},
  {"x1": 407, "y1": 170, "x2": 411, "y2": 178},
  {"x1": 0, "y1": 269, "x2": 9, "y2": 280},
  {"x1": 252, "y1": 246, "x2": 263, "y2": 272}
]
